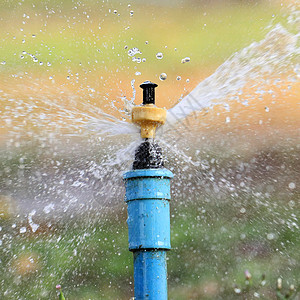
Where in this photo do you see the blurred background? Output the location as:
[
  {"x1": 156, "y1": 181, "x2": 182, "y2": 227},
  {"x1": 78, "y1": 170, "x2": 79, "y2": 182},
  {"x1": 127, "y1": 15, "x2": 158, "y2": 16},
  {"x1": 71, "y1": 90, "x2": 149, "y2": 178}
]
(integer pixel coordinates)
[{"x1": 0, "y1": 0, "x2": 299, "y2": 299}]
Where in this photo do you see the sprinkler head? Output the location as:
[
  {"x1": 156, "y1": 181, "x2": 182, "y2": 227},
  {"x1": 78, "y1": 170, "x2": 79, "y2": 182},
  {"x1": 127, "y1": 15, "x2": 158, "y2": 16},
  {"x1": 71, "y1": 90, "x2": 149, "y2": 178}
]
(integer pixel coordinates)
[{"x1": 131, "y1": 81, "x2": 166, "y2": 139}]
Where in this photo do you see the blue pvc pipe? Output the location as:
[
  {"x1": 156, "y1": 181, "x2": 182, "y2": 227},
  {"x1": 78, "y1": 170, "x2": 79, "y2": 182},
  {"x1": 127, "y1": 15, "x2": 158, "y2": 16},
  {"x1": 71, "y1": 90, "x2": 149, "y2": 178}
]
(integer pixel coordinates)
[
  {"x1": 124, "y1": 169, "x2": 173, "y2": 300},
  {"x1": 133, "y1": 251, "x2": 167, "y2": 300},
  {"x1": 126, "y1": 198, "x2": 171, "y2": 249}
]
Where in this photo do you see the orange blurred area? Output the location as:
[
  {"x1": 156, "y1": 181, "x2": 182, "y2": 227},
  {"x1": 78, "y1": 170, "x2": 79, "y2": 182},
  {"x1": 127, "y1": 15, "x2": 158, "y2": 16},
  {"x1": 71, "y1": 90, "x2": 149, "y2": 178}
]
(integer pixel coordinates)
[
  {"x1": 1, "y1": 0, "x2": 298, "y2": 149},
  {"x1": 12, "y1": 252, "x2": 40, "y2": 276},
  {"x1": 0, "y1": 70, "x2": 299, "y2": 146},
  {"x1": 197, "y1": 79, "x2": 300, "y2": 133}
]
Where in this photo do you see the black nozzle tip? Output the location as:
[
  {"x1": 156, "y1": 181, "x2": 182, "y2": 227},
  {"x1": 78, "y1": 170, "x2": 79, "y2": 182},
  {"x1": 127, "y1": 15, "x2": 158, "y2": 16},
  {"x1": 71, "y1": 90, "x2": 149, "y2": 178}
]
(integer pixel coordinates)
[
  {"x1": 140, "y1": 81, "x2": 158, "y2": 89},
  {"x1": 133, "y1": 139, "x2": 164, "y2": 170},
  {"x1": 140, "y1": 81, "x2": 158, "y2": 105}
]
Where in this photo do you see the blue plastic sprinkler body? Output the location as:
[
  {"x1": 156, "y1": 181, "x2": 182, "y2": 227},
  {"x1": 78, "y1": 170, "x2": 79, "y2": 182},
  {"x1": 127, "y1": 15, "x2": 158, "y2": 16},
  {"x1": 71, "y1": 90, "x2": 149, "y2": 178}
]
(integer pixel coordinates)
[{"x1": 124, "y1": 82, "x2": 173, "y2": 300}]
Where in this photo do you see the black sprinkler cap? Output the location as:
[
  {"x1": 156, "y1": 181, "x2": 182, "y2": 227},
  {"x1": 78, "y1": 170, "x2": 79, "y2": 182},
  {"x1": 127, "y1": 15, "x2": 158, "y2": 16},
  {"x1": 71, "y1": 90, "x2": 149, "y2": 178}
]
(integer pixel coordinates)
[
  {"x1": 140, "y1": 81, "x2": 158, "y2": 105},
  {"x1": 133, "y1": 139, "x2": 164, "y2": 170}
]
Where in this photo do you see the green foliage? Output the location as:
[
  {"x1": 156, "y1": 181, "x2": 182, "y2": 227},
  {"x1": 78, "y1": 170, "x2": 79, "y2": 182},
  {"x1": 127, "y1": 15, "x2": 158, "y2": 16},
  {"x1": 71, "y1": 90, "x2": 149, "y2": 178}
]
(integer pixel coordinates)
[
  {"x1": 233, "y1": 272, "x2": 298, "y2": 300},
  {"x1": 1, "y1": 192, "x2": 298, "y2": 299},
  {"x1": 59, "y1": 290, "x2": 66, "y2": 300}
]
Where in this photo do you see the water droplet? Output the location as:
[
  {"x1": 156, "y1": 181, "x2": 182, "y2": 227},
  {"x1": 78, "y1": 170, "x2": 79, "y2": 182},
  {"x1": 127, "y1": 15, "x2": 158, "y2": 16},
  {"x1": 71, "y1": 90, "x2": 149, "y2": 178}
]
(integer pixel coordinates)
[
  {"x1": 113, "y1": 9, "x2": 117, "y2": 14},
  {"x1": 288, "y1": 182, "x2": 295, "y2": 189},
  {"x1": 1, "y1": 61, "x2": 6, "y2": 65},
  {"x1": 47, "y1": 62, "x2": 51, "y2": 66},
  {"x1": 130, "y1": 10, "x2": 134, "y2": 16},
  {"x1": 39, "y1": 62, "x2": 43, "y2": 65},
  {"x1": 186, "y1": 78, "x2": 190, "y2": 83},
  {"x1": 181, "y1": 57, "x2": 190, "y2": 63},
  {"x1": 159, "y1": 73, "x2": 167, "y2": 81},
  {"x1": 28, "y1": 210, "x2": 39, "y2": 233},
  {"x1": 33, "y1": 58, "x2": 38, "y2": 63},
  {"x1": 240, "y1": 207, "x2": 246, "y2": 214},
  {"x1": 128, "y1": 47, "x2": 141, "y2": 57},
  {"x1": 20, "y1": 55, "x2": 24, "y2": 59},
  {"x1": 145, "y1": 41, "x2": 148, "y2": 45},
  {"x1": 176, "y1": 76, "x2": 181, "y2": 81},
  {"x1": 265, "y1": 106, "x2": 269, "y2": 112},
  {"x1": 135, "y1": 72, "x2": 141, "y2": 76},
  {"x1": 20, "y1": 227, "x2": 27, "y2": 233},
  {"x1": 267, "y1": 233, "x2": 275, "y2": 240},
  {"x1": 32, "y1": 34, "x2": 36, "y2": 38},
  {"x1": 142, "y1": 58, "x2": 146, "y2": 62},
  {"x1": 132, "y1": 57, "x2": 141, "y2": 63},
  {"x1": 43, "y1": 203, "x2": 54, "y2": 214},
  {"x1": 156, "y1": 52, "x2": 163, "y2": 60},
  {"x1": 225, "y1": 117, "x2": 230, "y2": 123}
]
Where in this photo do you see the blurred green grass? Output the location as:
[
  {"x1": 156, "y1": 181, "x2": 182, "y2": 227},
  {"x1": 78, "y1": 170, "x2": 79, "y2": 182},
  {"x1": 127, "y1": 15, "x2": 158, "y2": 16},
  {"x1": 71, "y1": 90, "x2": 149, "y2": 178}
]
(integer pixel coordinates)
[
  {"x1": 1, "y1": 143, "x2": 299, "y2": 298},
  {"x1": 1, "y1": 194, "x2": 299, "y2": 299},
  {"x1": 0, "y1": 1, "x2": 284, "y2": 75}
]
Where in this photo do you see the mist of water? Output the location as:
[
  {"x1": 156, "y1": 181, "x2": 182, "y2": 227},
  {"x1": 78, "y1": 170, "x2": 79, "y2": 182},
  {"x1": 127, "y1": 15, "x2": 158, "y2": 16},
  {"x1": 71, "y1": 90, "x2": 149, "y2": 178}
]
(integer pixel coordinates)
[
  {"x1": 167, "y1": 24, "x2": 299, "y2": 124},
  {"x1": 1, "y1": 6, "x2": 299, "y2": 216}
]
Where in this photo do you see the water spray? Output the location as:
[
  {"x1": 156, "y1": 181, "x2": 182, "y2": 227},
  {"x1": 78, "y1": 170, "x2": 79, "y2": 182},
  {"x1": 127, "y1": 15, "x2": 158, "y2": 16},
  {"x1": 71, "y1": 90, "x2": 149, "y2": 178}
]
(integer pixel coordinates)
[{"x1": 124, "y1": 81, "x2": 173, "y2": 299}]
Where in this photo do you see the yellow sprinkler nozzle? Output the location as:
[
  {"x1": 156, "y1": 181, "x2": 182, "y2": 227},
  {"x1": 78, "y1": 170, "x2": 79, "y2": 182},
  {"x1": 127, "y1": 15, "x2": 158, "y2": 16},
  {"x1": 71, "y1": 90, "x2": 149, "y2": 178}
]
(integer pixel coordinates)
[{"x1": 132, "y1": 81, "x2": 166, "y2": 139}]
